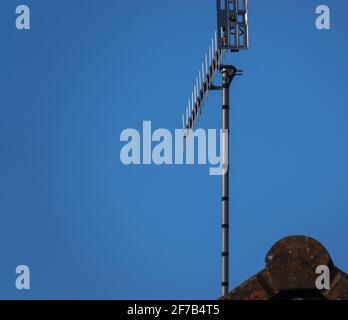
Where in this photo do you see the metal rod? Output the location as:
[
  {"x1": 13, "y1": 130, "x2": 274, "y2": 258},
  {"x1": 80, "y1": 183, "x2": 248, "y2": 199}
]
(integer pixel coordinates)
[{"x1": 221, "y1": 68, "x2": 230, "y2": 297}]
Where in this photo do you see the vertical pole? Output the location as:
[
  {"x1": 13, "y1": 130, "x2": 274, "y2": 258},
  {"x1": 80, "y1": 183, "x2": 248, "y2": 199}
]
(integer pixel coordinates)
[{"x1": 221, "y1": 68, "x2": 230, "y2": 296}]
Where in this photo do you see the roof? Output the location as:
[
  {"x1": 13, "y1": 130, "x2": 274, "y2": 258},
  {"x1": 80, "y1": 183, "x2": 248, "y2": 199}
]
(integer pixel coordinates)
[{"x1": 221, "y1": 236, "x2": 348, "y2": 300}]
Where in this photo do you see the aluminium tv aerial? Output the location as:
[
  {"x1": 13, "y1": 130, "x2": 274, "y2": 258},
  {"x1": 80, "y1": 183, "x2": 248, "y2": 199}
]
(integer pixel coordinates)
[{"x1": 181, "y1": 0, "x2": 249, "y2": 297}]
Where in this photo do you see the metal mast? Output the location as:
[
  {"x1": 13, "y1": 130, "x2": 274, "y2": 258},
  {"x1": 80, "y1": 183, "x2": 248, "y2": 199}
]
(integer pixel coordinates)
[
  {"x1": 221, "y1": 67, "x2": 231, "y2": 296},
  {"x1": 181, "y1": 0, "x2": 249, "y2": 297}
]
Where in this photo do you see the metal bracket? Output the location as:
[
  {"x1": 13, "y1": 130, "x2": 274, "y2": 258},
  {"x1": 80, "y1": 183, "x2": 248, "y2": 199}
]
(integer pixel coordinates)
[
  {"x1": 210, "y1": 85, "x2": 223, "y2": 91},
  {"x1": 210, "y1": 65, "x2": 243, "y2": 90},
  {"x1": 217, "y1": 0, "x2": 249, "y2": 51}
]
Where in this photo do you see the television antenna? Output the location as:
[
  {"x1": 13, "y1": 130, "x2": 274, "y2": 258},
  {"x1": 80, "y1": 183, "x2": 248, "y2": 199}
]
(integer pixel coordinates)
[{"x1": 181, "y1": 0, "x2": 249, "y2": 297}]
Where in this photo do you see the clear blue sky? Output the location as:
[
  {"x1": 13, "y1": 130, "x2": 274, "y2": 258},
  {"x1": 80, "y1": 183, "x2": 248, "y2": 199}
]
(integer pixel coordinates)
[{"x1": 0, "y1": 0, "x2": 347, "y2": 299}]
